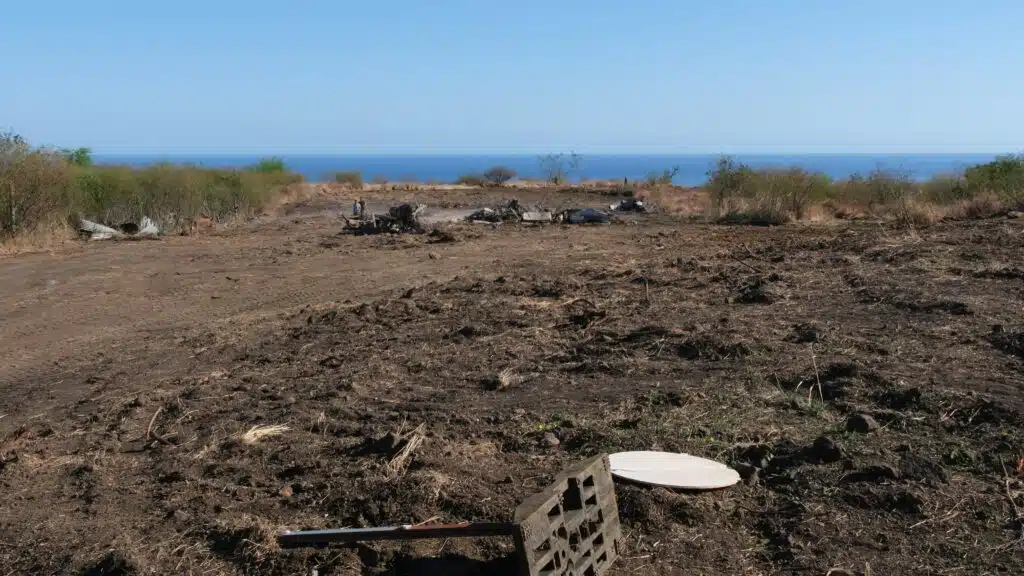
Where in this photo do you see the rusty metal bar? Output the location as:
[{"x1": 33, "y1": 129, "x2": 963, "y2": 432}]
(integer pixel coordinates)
[{"x1": 277, "y1": 521, "x2": 518, "y2": 548}]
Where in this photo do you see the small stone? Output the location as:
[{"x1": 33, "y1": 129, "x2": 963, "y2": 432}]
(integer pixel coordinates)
[
  {"x1": 845, "y1": 463, "x2": 901, "y2": 483},
  {"x1": 428, "y1": 252, "x2": 441, "y2": 260},
  {"x1": 1007, "y1": 211, "x2": 1022, "y2": 219},
  {"x1": 847, "y1": 413, "x2": 881, "y2": 434},
  {"x1": 733, "y1": 462, "x2": 759, "y2": 481},
  {"x1": 279, "y1": 486, "x2": 294, "y2": 498},
  {"x1": 809, "y1": 436, "x2": 844, "y2": 464},
  {"x1": 171, "y1": 509, "x2": 192, "y2": 522},
  {"x1": 735, "y1": 444, "x2": 774, "y2": 469},
  {"x1": 500, "y1": 475, "x2": 514, "y2": 484},
  {"x1": 542, "y1": 432, "x2": 561, "y2": 448}
]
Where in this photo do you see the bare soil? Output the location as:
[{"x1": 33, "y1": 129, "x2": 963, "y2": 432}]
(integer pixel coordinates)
[{"x1": 1, "y1": 187, "x2": 1023, "y2": 575}]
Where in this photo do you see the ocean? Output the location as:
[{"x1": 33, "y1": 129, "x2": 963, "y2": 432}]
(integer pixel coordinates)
[{"x1": 93, "y1": 154, "x2": 999, "y2": 186}]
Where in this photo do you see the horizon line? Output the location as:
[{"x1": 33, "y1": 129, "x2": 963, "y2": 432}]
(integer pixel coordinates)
[{"x1": 90, "y1": 150, "x2": 1019, "y2": 157}]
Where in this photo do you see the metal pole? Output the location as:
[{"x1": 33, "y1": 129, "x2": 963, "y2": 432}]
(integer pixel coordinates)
[{"x1": 278, "y1": 522, "x2": 518, "y2": 549}]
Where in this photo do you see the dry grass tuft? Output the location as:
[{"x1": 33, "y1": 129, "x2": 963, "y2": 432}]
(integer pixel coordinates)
[
  {"x1": 892, "y1": 200, "x2": 944, "y2": 229},
  {"x1": 945, "y1": 192, "x2": 1006, "y2": 220},
  {"x1": 240, "y1": 424, "x2": 290, "y2": 445},
  {"x1": 385, "y1": 423, "x2": 426, "y2": 479},
  {"x1": 638, "y1": 186, "x2": 707, "y2": 216}
]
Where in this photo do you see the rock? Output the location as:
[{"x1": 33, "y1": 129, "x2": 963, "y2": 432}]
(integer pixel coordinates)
[
  {"x1": 428, "y1": 252, "x2": 441, "y2": 260},
  {"x1": 844, "y1": 463, "x2": 901, "y2": 484},
  {"x1": 733, "y1": 462, "x2": 760, "y2": 483},
  {"x1": 899, "y1": 453, "x2": 950, "y2": 484},
  {"x1": 1007, "y1": 211, "x2": 1022, "y2": 219},
  {"x1": 542, "y1": 432, "x2": 561, "y2": 448},
  {"x1": 735, "y1": 443, "x2": 774, "y2": 469},
  {"x1": 787, "y1": 323, "x2": 822, "y2": 344},
  {"x1": 808, "y1": 436, "x2": 844, "y2": 464},
  {"x1": 279, "y1": 485, "x2": 294, "y2": 498},
  {"x1": 846, "y1": 413, "x2": 881, "y2": 434},
  {"x1": 825, "y1": 569, "x2": 855, "y2": 576},
  {"x1": 500, "y1": 475, "x2": 514, "y2": 484}
]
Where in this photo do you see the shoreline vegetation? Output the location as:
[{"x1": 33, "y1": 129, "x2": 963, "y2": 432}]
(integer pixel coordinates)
[{"x1": 2, "y1": 132, "x2": 1022, "y2": 248}]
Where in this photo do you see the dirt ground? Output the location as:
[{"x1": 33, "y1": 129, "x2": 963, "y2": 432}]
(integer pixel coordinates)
[{"x1": 1, "y1": 187, "x2": 1023, "y2": 576}]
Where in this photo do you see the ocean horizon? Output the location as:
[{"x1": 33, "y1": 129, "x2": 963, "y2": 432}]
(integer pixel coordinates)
[{"x1": 93, "y1": 153, "x2": 1003, "y2": 186}]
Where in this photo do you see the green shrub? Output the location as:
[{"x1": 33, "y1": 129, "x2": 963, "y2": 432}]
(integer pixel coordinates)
[
  {"x1": 706, "y1": 157, "x2": 829, "y2": 220},
  {"x1": 963, "y1": 155, "x2": 1024, "y2": 195},
  {"x1": 61, "y1": 147, "x2": 93, "y2": 167},
  {"x1": 920, "y1": 173, "x2": 969, "y2": 204},
  {"x1": 0, "y1": 135, "x2": 74, "y2": 236},
  {"x1": 835, "y1": 170, "x2": 917, "y2": 208}
]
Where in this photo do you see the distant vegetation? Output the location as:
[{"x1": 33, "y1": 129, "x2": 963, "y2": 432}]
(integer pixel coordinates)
[
  {"x1": 705, "y1": 155, "x2": 1024, "y2": 226},
  {"x1": 0, "y1": 132, "x2": 302, "y2": 241},
  {"x1": 483, "y1": 166, "x2": 516, "y2": 186},
  {"x1": 538, "y1": 152, "x2": 582, "y2": 184},
  {"x1": 333, "y1": 171, "x2": 363, "y2": 188},
  {"x1": 4, "y1": 129, "x2": 1022, "y2": 245},
  {"x1": 455, "y1": 173, "x2": 487, "y2": 187}
]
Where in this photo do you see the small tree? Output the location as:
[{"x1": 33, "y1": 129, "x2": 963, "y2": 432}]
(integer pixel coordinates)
[
  {"x1": 483, "y1": 165, "x2": 516, "y2": 186},
  {"x1": 538, "y1": 152, "x2": 582, "y2": 184},
  {"x1": 61, "y1": 147, "x2": 93, "y2": 167},
  {"x1": 644, "y1": 165, "x2": 680, "y2": 187}
]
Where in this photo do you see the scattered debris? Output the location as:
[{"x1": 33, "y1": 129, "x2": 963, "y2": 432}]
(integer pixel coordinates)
[
  {"x1": 343, "y1": 202, "x2": 425, "y2": 234},
  {"x1": 559, "y1": 208, "x2": 611, "y2": 224},
  {"x1": 468, "y1": 199, "x2": 523, "y2": 223},
  {"x1": 521, "y1": 211, "x2": 553, "y2": 223},
  {"x1": 279, "y1": 454, "x2": 622, "y2": 576},
  {"x1": 77, "y1": 216, "x2": 160, "y2": 241},
  {"x1": 240, "y1": 424, "x2": 290, "y2": 445},
  {"x1": 609, "y1": 198, "x2": 647, "y2": 212}
]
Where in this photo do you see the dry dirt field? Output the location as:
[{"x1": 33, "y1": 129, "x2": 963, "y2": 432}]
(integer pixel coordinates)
[{"x1": 1, "y1": 187, "x2": 1023, "y2": 576}]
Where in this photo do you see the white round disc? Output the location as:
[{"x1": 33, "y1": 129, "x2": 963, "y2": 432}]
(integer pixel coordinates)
[{"x1": 609, "y1": 451, "x2": 740, "y2": 490}]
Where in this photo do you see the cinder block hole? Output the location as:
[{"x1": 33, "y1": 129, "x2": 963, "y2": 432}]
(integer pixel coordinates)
[{"x1": 563, "y1": 484, "x2": 583, "y2": 511}]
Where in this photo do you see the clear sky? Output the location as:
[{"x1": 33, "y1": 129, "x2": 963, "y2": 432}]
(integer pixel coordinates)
[{"x1": 2, "y1": 0, "x2": 1022, "y2": 154}]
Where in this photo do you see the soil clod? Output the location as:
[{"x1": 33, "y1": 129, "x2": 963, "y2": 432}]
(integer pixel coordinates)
[{"x1": 847, "y1": 413, "x2": 881, "y2": 433}]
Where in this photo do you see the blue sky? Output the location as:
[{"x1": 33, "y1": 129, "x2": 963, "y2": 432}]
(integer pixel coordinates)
[{"x1": 2, "y1": 0, "x2": 1022, "y2": 154}]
